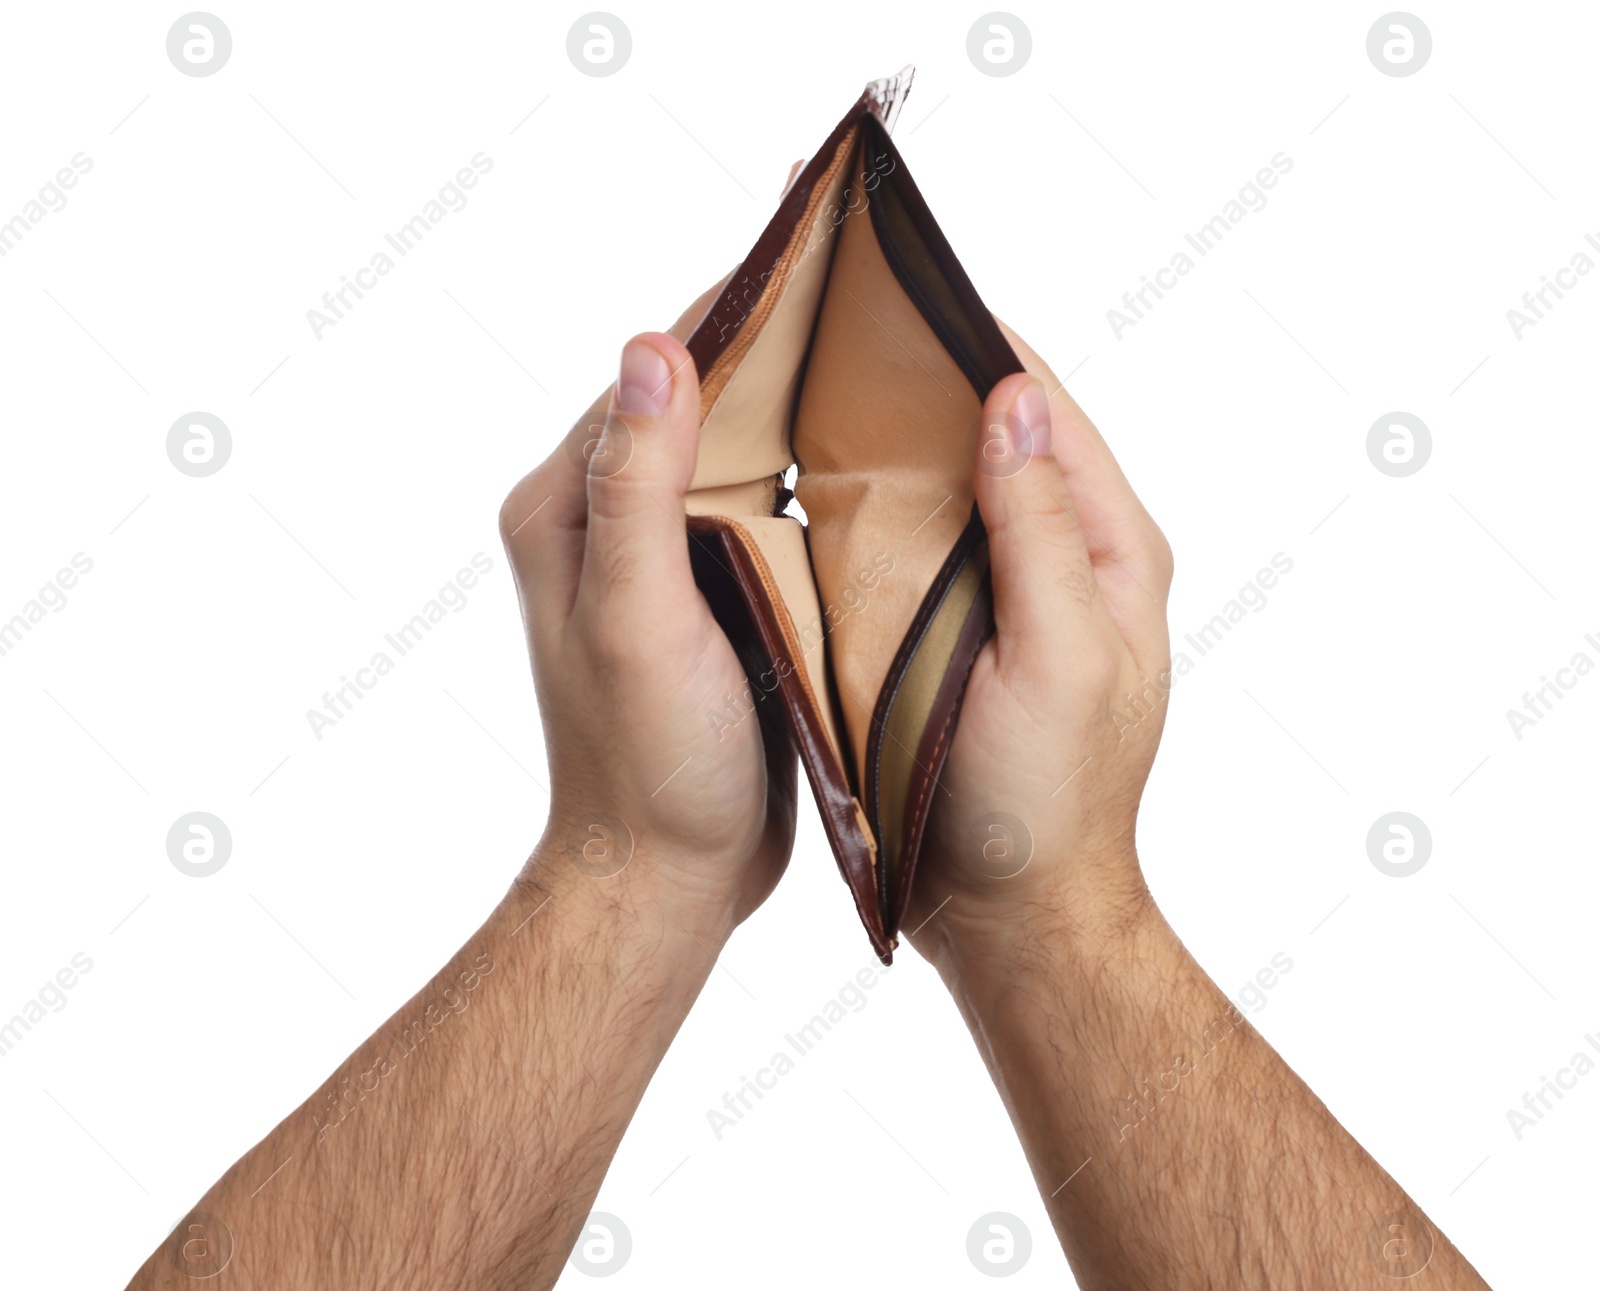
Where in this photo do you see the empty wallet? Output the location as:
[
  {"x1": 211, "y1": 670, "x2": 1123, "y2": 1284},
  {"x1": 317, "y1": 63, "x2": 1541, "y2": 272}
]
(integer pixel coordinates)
[{"x1": 681, "y1": 67, "x2": 1027, "y2": 964}]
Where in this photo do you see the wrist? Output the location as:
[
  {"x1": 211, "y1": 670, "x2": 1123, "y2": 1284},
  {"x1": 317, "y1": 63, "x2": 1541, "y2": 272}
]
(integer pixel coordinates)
[
  {"x1": 507, "y1": 829, "x2": 736, "y2": 1008},
  {"x1": 914, "y1": 855, "x2": 1159, "y2": 1000}
]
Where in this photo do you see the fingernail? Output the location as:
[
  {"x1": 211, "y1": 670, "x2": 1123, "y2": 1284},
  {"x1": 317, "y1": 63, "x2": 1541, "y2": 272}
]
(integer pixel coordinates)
[
  {"x1": 1011, "y1": 379, "x2": 1052, "y2": 458},
  {"x1": 617, "y1": 339, "x2": 673, "y2": 417}
]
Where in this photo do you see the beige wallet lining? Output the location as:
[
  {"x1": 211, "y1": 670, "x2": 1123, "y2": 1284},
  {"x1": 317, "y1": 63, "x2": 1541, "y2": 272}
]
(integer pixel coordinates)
[{"x1": 684, "y1": 126, "x2": 982, "y2": 805}]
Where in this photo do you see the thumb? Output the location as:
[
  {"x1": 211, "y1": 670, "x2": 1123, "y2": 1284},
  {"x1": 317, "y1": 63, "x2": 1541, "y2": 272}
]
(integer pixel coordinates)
[
  {"x1": 973, "y1": 372, "x2": 1102, "y2": 660},
  {"x1": 577, "y1": 332, "x2": 701, "y2": 618}
]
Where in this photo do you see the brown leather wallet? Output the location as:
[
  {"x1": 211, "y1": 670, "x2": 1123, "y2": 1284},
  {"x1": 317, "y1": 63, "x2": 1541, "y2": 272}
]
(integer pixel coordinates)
[{"x1": 682, "y1": 67, "x2": 1025, "y2": 963}]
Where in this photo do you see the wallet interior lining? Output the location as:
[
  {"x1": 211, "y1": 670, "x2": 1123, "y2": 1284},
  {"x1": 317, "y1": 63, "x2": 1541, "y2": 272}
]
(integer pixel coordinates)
[
  {"x1": 686, "y1": 127, "x2": 861, "y2": 772},
  {"x1": 686, "y1": 118, "x2": 987, "y2": 918},
  {"x1": 789, "y1": 152, "x2": 982, "y2": 802}
]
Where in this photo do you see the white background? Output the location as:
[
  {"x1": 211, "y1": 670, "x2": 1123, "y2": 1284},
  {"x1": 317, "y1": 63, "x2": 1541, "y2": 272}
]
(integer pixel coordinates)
[{"x1": 0, "y1": 1, "x2": 1593, "y2": 1286}]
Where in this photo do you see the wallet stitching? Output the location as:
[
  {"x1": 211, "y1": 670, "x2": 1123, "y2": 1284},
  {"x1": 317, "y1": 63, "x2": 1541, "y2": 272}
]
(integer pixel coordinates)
[
  {"x1": 901, "y1": 574, "x2": 979, "y2": 905},
  {"x1": 716, "y1": 519, "x2": 882, "y2": 894},
  {"x1": 894, "y1": 575, "x2": 993, "y2": 937},
  {"x1": 867, "y1": 555, "x2": 957, "y2": 922},
  {"x1": 722, "y1": 517, "x2": 842, "y2": 774},
  {"x1": 686, "y1": 89, "x2": 874, "y2": 388},
  {"x1": 699, "y1": 130, "x2": 859, "y2": 418},
  {"x1": 863, "y1": 509, "x2": 982, "y2": 866},
  {"x1": 909, "y1": 683, "x2": 959, "y2": 861}
]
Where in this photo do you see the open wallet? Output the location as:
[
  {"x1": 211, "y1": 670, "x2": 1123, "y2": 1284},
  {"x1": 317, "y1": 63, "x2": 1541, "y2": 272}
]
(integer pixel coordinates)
[{"x1": 681, "y1": 67, "x2": 1028, "y2": 964}]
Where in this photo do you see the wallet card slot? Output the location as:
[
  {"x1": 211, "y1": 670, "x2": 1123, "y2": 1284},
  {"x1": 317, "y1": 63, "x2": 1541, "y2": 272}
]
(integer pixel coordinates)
[{"x1": 865, "y1": 523, "x2": 993, "y2": 934}]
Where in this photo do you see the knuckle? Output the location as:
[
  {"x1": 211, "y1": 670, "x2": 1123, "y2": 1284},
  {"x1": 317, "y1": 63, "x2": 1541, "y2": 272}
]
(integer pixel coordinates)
[
  {"x1": 498, "y1": 463, "x2": 554, "y2": 548},
  {"x1": 988, "y1": 472, "x2": 1074, "y2": 540},
  {"x1": 1075, "y1": 652, "x2": 1126, "y2": 713},
  {"x1": 584, "y1": 454, "x2": 670, "y2": 529},
  {"x1": 1146, "y1": 521, "x2": 1175, "y2": 587},
  {"x1": 576, "y1": 611, "x2": 637, "y2": 677},
  {"x1": 497, "y1": 482, "x2": 530, "y2": 546},
  {"x1": 1085, "y1": 639, "x2": 1123, "y2": 692}
]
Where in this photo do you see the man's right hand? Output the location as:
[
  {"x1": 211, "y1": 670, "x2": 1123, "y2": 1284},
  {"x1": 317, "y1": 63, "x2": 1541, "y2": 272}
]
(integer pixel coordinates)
[{"x1": 906, "y1": 327, "x2": 1175, "y2": 961}]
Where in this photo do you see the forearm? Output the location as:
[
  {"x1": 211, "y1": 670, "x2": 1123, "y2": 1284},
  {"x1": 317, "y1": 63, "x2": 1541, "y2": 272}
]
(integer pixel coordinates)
[
  {"x1": 128, "y1": 847, "x2": 726, "y2": 1291},
  {"x1": 925, "y1": 878, "x2": 1489, "y2": 1290}
]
